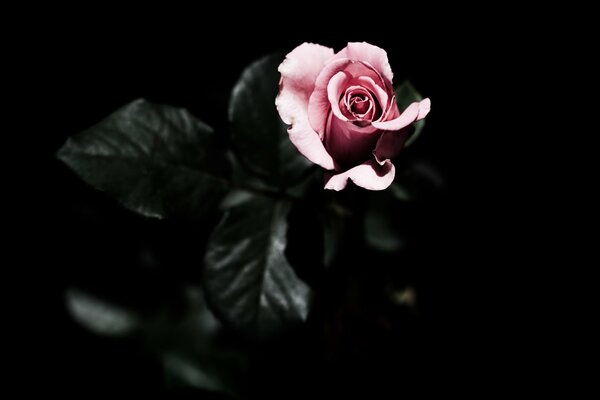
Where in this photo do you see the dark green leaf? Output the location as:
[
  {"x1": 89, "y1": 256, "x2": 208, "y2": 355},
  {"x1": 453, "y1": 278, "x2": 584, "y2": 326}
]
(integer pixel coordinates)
[
  {"x1": 395, "y1": 80, "x2": 426, "y2": 147},
  {"x1": 163, "y1": 353, "x2": 237, "y2": 395},
  {"x1": 57, "y1": 99, "x2": 229, "y2": 219},
  {"x1": 204, "y1": 196, "x2": 312, "y2": 339},
  {"x1": 226, "y1": 150, "x2": 279, "y2": 194},
  {"x1": 229, "y1": 54, "x2": 311, "y2": 187},
  {"x1": 226, "y1": 149, "x2": 316, "y2": 202},
  {"x1": 66, "y1": 288, "x2": 140, "y2": 336}
]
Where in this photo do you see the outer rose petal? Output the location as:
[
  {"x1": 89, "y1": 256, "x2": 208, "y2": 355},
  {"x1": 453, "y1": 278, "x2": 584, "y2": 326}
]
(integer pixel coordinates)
[
  {"x1": 276, "y1": 43, "x2": 336, "y2": 170},
  {"x1": 372, "y1": 127, "x2": 411, "y2": 164},
  {"x1": 307, "y1": 58, "x2": 352, "y2": 135},
  {"x1": 372, "y1": 98, "x2": 431, "y2": 131},
  {"x1": 334, "y1": 42, "x2": 394, "y2": 85},
  {"x1": 372, "y1": 98, "x2": 431, "y2": 163},
  {"x1": 325, "y1": 109, "x2": 379, "y2": 169},
  {"x1": 324, "y1": 159, "x2": 395, "y2": 191}
]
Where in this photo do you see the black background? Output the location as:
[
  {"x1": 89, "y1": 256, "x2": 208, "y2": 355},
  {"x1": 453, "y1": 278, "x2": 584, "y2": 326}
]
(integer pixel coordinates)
[{"x1": 17, "y1": 11, "x2": 547, "y2": 397}]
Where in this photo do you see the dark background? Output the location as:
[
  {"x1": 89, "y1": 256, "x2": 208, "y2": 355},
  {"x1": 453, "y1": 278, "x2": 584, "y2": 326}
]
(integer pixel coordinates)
[{"x1": 18, "y1": 13, "x2": 546, "y2": 397}]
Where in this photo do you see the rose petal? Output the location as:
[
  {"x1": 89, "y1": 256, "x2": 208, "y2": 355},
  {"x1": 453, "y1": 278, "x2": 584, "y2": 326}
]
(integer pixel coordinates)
[
  {"x1": 347, "y1": 93, "x2": 374, "y2": 120},
  {"x1": 343, "y1": 86, "x2": 375, "y2": 120},
  {"x1": 335, "y1": 42, "x2": 394, "y2": 85},
  {"x1": 307, "y1": 58, "x2": 352, "y2": 135},
  {"x1": 276, "y1": 43, "x2": 336, "y2": 170},
  {"x1": 381, "y1": 94, "x2": 400, "y2": 122},
  {"x1": 416, "y1": 97, "x2": 431, "y2": 119},
  {"x1": 343, "y1": 61, "x2": 387, "y2": 87},
  {"x1": 356, "y1": 76, "x2": 388, "y2": 117},
  {"x1": 324, "y1": 159, "x2": 395, "y2": 191},
  {"x1": 327, "y1": 71, "x2": 351, "y2": 122},
  {"x1": 308, "y1": 57, "x2": 390, "y2": 134},
  {"x1": 372, "y1": 127, "x2": 411, "y2": 165},
  {"x1": 325, "y1": 110, "x2": 379, "y2": 169},
  {"x1": 371, "y1": 98, "x2": 431, "y2": 131},
  {"x1": 277, "y1": 43, "x2": 335, "y2": 104}
]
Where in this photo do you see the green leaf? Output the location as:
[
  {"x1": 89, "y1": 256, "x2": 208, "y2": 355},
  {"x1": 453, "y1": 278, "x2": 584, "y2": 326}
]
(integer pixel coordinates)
[
  {"x1": 57, "y1": 99, "x2": 229, "y2": 219},
  {"x1": 229, "y1": 54, "x2": 312, "y2": 187},
  {"x1": 163, "y1": 353, "x2": 237, "y2": 395},
  {"x1": 395, "y1": 80, "x2": 426, "y2": 147},
  {"x1": 203, "y1": 195, "x2": 312, "y2": 339},
  {"x1": 65, "y1": 288, "x2": 140, "y2": 336},
  {"x1": 226, "y1": 150, "x2": 279, "y2": 194}
]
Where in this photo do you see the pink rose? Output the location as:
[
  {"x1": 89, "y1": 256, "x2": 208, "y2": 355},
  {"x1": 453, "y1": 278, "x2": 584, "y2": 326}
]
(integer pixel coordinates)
[{"x1": 276, "y1": 42, "x2": 431, "y2": 191}]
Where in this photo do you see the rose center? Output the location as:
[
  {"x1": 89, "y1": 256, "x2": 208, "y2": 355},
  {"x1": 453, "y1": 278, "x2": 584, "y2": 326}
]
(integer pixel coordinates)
[
  {"x1": 350, "y1": 95, "x2": 370, "y2": 115},
  {"x1": 341, "y1": 85, "x2": 382, "y2": 124}
]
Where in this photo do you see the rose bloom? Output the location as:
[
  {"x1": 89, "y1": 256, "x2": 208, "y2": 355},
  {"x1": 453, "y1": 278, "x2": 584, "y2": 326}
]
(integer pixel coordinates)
[{"x1": 276, "y1": 42, "x2": 430, "y2": 191}]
